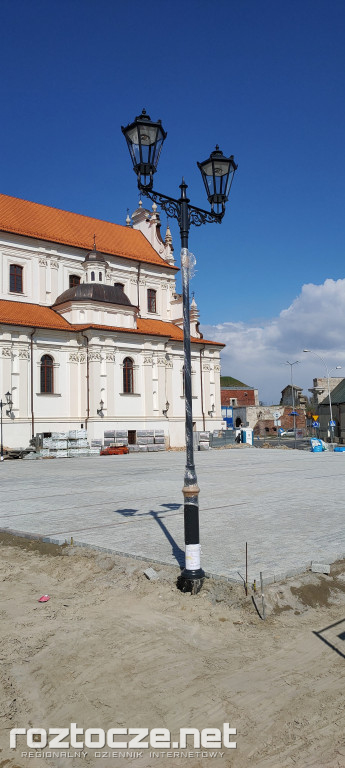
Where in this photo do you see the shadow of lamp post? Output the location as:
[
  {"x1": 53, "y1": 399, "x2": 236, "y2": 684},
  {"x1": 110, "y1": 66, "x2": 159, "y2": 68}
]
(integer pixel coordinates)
[{"x1": 121, "y1": 109, "x2": 237, "y2": 593}]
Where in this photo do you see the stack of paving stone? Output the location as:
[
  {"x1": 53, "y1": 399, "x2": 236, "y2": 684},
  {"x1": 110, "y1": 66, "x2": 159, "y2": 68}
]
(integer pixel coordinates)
[
  {"x1": 198, "y1": 431, "x2": 210, "y2": 450},
  {"x1": 67, "y1": 429, "x2": 89, "y2": 457},
  {"x1": 103, "y1": 430, "x2": 129, "y2": 448},
  {"x1": 40, "y1": 429, "x2": 93, "y2": 458},
  {"x1": 103, "y1": 430, "x2": 166, "y2": 452},
  {"x1": 136, "y1": 430, "x2": 165, "y2": 452}
]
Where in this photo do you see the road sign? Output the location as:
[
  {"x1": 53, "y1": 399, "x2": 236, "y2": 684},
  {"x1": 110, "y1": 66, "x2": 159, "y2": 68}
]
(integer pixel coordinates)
[
  {"x1": 273, "y1": 411, "x2": 281, "y2": 420},
  {"x1": 312, "y1": 421, "x2": 320, "y2": 428},
  {"x1": 329, "y1": 420, "x2": 336, "y2": 427},
  {"x1": 312, "y1": 415, "x2": 319, "y2": 422}
]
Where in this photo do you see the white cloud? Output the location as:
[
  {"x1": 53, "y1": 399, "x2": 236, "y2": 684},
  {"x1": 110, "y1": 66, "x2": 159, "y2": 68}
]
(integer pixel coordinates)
[{"x1": 201, "y1": 278, "x2": 345, "y2": 404}]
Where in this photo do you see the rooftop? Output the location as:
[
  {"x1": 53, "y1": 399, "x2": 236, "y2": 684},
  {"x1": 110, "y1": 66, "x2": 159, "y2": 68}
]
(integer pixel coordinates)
[
  {"x1": 0, "y1": 193, "x2": 178, "y2": 270},
  {"x1": 0, "y1": 299, "x2": 223, "y2": 346}
]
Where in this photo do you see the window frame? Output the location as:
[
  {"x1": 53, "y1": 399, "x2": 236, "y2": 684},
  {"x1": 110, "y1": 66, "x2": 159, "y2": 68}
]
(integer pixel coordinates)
[
  {"x1": 147, "y1": 288, "x2": 157, "y2": 313},
  {"x1": 9, "y1": 264, "x2": 23, "y2": 293},
  {"x1": 40, "y1": 354, "x2": 54, "y2": 394},
  {"x1": 123, "y1": 357, "x2": 134, "y2": 394},
  {"x1": 69, "y1": 274, "x2": 81, "y2": 289}
]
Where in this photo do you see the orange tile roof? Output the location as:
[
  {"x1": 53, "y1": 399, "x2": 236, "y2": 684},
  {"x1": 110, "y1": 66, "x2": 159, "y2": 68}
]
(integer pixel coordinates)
[
  {"x1": 0, "y1": 193, "x2": 178, "y2": 270},
  {"x1": 76, "y1": 317, "x2": 224, "y2": 346},
  {"x1": 0, "y1": 299, "x2": 72, "y2": 330},
  {"x1": 0, "y1": 299, "x2": 224, "y2": 346}
]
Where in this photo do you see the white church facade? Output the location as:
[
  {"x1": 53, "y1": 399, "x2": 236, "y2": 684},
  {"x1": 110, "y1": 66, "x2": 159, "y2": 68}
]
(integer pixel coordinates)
[{"x1": 0, "y1": 192, "x2": 224, "y2": 449}]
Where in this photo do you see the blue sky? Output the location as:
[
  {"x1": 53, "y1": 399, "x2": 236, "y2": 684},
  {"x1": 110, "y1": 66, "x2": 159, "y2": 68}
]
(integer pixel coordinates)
[{"x1": 1, "y1": 0, "x2": 345, "y2": 402}]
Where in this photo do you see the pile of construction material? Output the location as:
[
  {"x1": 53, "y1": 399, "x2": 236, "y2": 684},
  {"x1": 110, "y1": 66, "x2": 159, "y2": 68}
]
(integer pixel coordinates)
[
  {"x1": 39, "y1": 430, "x2": 99, "y2": 459},
  {"x1": 103, "y1": 429, "x2": 166, "y2": 452},
  {"x1": 135, "y1": 430, "x2": 165, "y2": 452},
  {"x1": 103, "y1": 430, "x2": 128, "y2": 448},
  {"x1": 198, "y1": 431, "x2": 210, "y2": 450}
]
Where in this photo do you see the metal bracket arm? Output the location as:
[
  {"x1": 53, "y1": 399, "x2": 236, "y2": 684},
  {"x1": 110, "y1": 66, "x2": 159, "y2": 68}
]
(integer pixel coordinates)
[{"x1": 138, "y1": 185, "x2": 224, "y2": 227}]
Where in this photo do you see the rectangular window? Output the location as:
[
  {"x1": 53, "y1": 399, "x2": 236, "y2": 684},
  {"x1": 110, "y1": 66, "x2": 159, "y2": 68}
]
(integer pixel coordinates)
[
  {"x1": 10, "y1": 264, "x2": 23, "y2": 293},
  {"x1": 147, "y1": 289, "x2": 156, "y2": 313},
  {"x1": 69, "y1": 275, "x2": 80, "y2": 288}
]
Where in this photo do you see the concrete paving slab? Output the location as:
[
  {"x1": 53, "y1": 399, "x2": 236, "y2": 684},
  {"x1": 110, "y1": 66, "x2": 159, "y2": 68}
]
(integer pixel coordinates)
[{"x1": 0, "y1": 448, "x2": 344, "y2": 583}]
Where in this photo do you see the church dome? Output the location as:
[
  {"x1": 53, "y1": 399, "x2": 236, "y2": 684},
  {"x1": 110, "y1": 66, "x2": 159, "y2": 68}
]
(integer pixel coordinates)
[{"x1": 53, "y1": 283, "x2": 135, "y2": 307}]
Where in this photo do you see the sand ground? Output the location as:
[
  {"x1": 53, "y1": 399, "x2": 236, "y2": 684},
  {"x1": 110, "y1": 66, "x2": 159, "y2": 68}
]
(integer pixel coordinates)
[{"x1": 0, "y1": 533, "x2": 344, "y2": 768}]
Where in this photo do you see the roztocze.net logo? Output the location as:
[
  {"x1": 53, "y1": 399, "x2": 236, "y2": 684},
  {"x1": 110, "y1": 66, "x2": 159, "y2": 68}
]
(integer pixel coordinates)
[{"x1": 10, "y1": 723, "x2": 237, "y2": 753}]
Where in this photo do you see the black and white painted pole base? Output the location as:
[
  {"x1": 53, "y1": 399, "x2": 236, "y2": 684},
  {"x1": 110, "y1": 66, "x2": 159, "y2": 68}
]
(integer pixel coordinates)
[{"x1": 177, "y1": 493, "x2": 205, "y2": 593}]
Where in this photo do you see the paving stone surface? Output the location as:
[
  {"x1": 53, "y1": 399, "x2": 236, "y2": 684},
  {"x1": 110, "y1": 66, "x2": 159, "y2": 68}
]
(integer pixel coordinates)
[{"x1": 0, "y1": 447, "x2": 344, "y2": 583}]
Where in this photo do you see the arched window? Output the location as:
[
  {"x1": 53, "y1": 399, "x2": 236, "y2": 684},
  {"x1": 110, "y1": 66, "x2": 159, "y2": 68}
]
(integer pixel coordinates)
[
  {"x1": 123, "y1": 357, "x2": 134, "y2": 394},
  {"x1": 40, "y1": 355, "x2": 54, "y2": 394},
  {"x1": 69, "y1": 274, "x2": 80, "y2": 288},
  {"x1": 99, "y1": 272, "x2": 102, "y2": 281},
  {"x1": 10, "y1": 264, "x2": 23, "y2": 293},
  {"x1": 147, "y1": 288, "x2": 156, "y2": 313},
  {"x1": 91, "y1": 271, "x2": 95, "y2": 281}
]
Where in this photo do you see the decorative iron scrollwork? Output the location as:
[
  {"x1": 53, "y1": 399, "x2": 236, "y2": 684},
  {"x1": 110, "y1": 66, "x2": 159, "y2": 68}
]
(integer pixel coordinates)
[
  {"x1": 138, "y1": 186, "x2": 223, "y2": 228},
  {"x1": 188, "y1": 205, "x2": 223, "y2": 227},
  {"x1": 141, "y1": 188, "x2": 181, "y2": 224}
]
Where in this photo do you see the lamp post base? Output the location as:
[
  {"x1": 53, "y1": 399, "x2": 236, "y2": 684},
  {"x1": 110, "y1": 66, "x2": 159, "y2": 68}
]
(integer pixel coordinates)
[{"x1": 177, "y1": 568, "x2": 205, "y2": 594}]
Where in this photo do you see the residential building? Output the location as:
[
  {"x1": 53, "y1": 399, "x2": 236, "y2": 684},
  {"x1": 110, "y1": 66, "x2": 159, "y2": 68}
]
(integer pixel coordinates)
[{"x1": 280, "y1": 384, "x2": 307, "y2": 408}]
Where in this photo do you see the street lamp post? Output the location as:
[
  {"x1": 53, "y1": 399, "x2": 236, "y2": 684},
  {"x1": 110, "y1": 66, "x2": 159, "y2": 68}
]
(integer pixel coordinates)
[
  {"x1": 303, "y1": 350, "x2": 341, "y2": 443},
  {"x1": 0, "y1": 391, "x2": 13, "y2": 461},
  {"x1": 285, "y1": 360, "x2": 299, "y2": 447},
  {"x1": 122, "y1": 110, "x2": 237, "y2": 593}
]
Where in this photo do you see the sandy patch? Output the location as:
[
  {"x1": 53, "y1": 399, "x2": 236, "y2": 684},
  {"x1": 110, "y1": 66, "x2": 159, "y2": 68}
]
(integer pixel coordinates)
[{"x1": 0, "y1": 536, "x2": 344, "y2": 768}]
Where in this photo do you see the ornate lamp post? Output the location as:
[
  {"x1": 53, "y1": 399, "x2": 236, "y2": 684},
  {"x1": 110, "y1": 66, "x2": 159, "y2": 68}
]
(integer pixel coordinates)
[
  {"x1": 303, "y1": 350, "x2": 341, "y2": 442},
  {"x1": 0, "y1": 391, "x2": 13, "y2": 461},
  {"x1": 122, "y1": 110, "x2": 237, "y2": 592}
]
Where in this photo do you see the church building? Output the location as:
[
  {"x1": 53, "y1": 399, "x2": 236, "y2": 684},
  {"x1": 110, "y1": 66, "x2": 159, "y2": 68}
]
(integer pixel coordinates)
[{"x1": 0, "y1": 193, "x2": 224, "y2": 448}]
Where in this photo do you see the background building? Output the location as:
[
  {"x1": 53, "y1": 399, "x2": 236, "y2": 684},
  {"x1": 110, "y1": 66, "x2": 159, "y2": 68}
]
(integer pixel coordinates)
[{"x1": 0, "y1": 194, "x2": 223, "y2": 448}]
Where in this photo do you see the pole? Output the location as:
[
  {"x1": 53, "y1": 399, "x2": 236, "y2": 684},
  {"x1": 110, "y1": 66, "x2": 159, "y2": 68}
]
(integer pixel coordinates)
[
  {"x1": 286, "y1": 361, "x2": 299, "y2": 448},
  {"x1": 0, "y1": 400, "x2": 3, "y2": 462},
  {"x1": 327, "y1": 373, "x2": 334, "y2": 444},
  {"x1": 303, "y1": 351, "x2": 341, "y2": 444},
  {"x1": 177, "y1": 180, "x2": 204, "y2": 593},
  {"x1": 291, "y1": 366, "x2": 296, "y2": 448}
]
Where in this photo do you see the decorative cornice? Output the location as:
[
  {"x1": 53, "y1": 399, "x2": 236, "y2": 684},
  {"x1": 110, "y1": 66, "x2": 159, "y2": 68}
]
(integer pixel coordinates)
[
  {"x1": 2, "y1": 347, "x2": 12, "y2": 358},
  {"x1": 18, "y1": 349, "x2": 30, "y2": 359}
]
